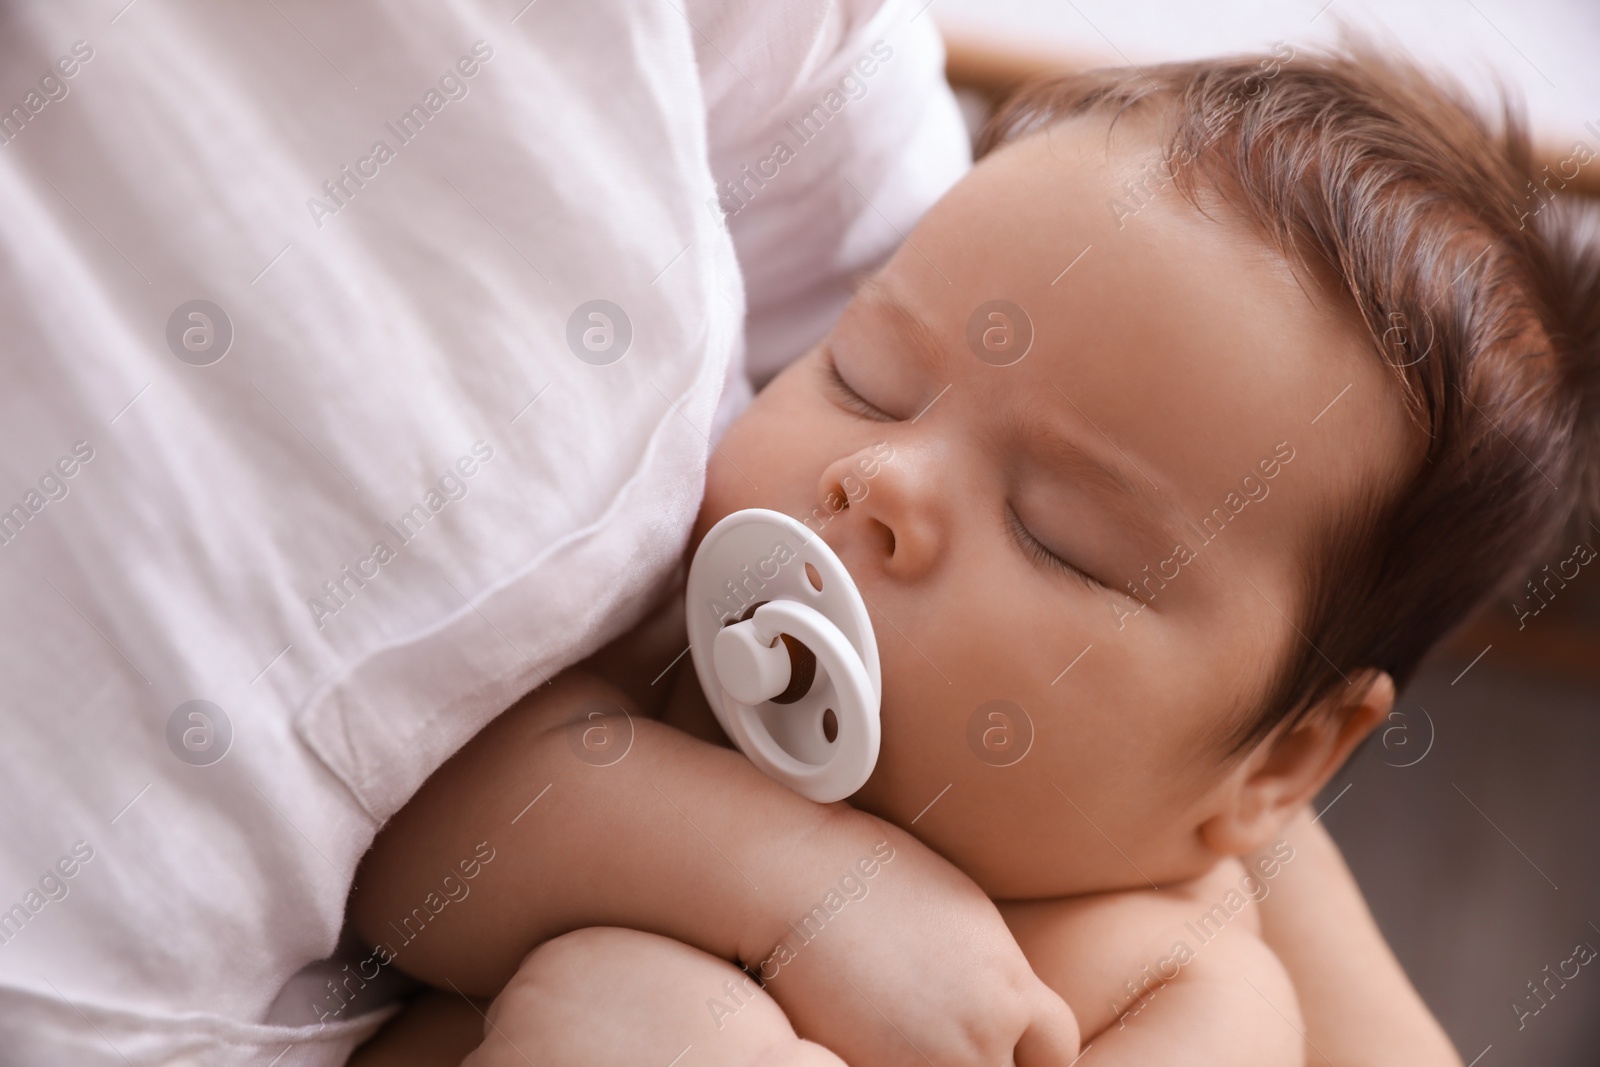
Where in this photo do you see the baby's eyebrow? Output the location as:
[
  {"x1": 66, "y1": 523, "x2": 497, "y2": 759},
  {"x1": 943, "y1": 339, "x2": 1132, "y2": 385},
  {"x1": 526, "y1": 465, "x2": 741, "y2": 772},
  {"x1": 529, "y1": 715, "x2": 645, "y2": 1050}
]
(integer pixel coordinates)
[
  {"x1": 1002, "y1": 400, "x2": 1182, "y2": 553},
  {"x1": 848, "y1": 274, "x2": 950, "y2": 380},
  {"x1": 1011, "y1": 405, "x2": 1146, "y2": 499}
]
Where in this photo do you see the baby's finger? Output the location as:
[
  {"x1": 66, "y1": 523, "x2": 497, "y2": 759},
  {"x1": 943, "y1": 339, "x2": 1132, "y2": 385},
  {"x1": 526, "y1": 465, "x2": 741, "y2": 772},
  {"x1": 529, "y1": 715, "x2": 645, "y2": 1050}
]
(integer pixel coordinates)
[{"x1": 1013, "y1": 985, "x2": 1082, "y2": 1067}]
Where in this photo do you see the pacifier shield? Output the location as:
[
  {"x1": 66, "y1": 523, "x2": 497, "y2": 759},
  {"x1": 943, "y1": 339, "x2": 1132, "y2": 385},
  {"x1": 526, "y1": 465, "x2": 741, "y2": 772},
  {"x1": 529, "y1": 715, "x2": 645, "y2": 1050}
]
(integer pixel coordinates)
[{"x1": 686, "y1": 508, "x2": 882, "y2": 801}]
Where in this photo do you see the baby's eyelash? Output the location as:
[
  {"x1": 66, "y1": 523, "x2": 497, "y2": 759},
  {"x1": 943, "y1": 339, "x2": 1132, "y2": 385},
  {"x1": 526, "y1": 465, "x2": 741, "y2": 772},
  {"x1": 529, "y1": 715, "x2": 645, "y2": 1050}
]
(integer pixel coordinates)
[
  {"x1": 1005, "y1": 507, "x2": 1100, "y2": 591},
  {"x1": 823, "y1": 353, "x2": 894, "y2": 422}
]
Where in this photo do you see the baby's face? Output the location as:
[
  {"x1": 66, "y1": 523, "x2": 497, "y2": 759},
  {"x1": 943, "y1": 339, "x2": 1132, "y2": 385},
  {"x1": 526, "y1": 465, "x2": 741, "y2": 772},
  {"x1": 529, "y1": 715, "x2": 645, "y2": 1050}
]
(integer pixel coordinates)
[{"x1": 694, "y1": 117, "x2": 1411, "y2": 898}]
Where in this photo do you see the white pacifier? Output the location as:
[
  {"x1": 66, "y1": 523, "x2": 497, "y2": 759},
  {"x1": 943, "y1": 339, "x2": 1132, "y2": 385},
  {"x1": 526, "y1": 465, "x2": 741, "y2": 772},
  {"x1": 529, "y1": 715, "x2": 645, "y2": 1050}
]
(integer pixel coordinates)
[{"x1": 685, "y1": 508, "x2": 882, "y2": 802}]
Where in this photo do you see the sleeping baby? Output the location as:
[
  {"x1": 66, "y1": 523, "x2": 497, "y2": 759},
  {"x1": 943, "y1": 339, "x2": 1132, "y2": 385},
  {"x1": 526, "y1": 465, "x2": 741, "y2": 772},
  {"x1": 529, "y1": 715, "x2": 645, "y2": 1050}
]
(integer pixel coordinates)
[{"x1": 348, "y1": 44, "x2": 1600, "y2": 1066}]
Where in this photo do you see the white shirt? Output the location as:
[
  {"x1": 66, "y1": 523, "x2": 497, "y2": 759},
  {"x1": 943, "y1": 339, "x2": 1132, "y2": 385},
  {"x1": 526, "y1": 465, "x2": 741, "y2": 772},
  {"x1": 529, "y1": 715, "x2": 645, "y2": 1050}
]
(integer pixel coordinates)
[{"x1": 0, "y1": 0, "x2": 967, "y2": 1062}]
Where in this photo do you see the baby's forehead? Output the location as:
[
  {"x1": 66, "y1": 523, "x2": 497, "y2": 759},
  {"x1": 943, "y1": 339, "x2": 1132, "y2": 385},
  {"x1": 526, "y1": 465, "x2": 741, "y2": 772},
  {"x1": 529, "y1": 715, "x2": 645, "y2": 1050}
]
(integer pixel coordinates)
[{"x1": 853, "y1": 134, "x2": 1414, "y2": 585}]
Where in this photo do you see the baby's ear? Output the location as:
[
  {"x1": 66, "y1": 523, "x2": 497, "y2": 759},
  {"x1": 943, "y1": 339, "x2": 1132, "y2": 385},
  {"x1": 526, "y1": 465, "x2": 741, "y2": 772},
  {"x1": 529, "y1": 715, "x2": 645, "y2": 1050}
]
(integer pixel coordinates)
[{"x1": 1198, "y1": 671, "x2": 1393, "y2": 857}]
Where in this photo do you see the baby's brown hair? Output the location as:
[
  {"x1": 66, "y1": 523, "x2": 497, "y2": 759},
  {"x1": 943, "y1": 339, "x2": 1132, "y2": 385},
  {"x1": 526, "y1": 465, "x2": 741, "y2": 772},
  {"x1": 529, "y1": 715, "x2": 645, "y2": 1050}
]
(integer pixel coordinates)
[{"x1": 977, "y1": 43, "x2": 1600, "y2": 751}]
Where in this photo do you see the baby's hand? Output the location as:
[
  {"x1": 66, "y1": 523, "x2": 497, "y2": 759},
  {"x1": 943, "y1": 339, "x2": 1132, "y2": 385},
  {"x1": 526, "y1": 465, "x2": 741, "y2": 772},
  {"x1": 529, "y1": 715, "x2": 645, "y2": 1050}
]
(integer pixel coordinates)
[{"x1": 749, "y1": 813, "x2": 1080, "y2": 1067}]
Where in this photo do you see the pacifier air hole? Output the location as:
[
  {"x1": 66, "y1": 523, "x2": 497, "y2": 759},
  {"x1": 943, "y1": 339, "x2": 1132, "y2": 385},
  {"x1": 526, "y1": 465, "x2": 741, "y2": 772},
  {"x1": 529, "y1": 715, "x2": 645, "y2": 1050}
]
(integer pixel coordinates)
[
  {"x1": 805, "y1": 562, "x2": 823, "y2": 591},
  {"x1": 822, "y1": 707, "x2": 838, "y2": 743}
]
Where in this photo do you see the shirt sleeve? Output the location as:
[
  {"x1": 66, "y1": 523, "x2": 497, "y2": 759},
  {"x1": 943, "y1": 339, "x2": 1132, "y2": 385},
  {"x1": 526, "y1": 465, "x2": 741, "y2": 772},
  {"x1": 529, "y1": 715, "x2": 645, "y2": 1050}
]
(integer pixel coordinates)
[{"x1": 690, "y1": 0, "x2": 974, "y2": 388}]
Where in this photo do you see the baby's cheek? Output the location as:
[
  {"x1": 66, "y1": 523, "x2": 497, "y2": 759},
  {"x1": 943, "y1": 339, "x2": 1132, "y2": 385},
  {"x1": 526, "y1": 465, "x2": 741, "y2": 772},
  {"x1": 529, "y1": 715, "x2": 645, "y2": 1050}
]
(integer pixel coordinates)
[{"x1": 853, "y1": 688, "x2": 958, "y2": 819}]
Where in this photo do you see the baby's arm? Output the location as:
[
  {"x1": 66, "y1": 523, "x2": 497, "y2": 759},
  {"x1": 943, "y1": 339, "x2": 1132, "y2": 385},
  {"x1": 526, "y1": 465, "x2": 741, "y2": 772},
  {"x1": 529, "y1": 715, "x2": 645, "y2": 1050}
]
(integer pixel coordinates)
[
  {"x1": 350, "y1": 667, "x2": 833, "y2": 993},
  {"x1": 1253, "y1": 808, "x2": 1461, "y2": 1066},
  {"x1": 350, "y1": 666, "x2": 1076, "y2": 1067},
  {"x1": 1000, "y1": 858, "x2": 1303, "y2": 1066}
]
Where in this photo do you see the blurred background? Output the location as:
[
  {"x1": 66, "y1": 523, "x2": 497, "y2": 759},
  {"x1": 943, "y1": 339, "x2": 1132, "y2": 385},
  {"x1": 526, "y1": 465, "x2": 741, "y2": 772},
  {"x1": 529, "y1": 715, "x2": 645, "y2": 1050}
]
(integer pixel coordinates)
[{"x1": 934, "y1": 2, "x2": 1600, "y2": 1063}]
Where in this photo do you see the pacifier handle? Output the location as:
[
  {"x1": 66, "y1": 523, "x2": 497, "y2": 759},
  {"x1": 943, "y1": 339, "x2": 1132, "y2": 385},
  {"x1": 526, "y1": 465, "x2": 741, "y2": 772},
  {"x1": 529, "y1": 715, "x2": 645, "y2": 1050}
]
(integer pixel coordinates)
[{"x1": 713, "y1": 600, "x2": 879, "y2": 803}]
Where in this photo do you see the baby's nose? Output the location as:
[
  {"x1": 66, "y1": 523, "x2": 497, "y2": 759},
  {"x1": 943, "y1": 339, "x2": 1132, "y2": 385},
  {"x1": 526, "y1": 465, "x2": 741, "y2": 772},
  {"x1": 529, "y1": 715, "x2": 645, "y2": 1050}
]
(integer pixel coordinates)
[{"x1": 815, "y1": 442, "x2": 942, "y2": 581}]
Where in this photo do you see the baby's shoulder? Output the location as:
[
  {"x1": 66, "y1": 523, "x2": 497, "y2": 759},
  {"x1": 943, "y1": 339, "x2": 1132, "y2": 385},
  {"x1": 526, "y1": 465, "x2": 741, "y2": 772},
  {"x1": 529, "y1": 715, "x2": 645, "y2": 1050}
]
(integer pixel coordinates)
[{"x1": 998, "y1": 857, "x2": 1296, "y2": 1040}]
